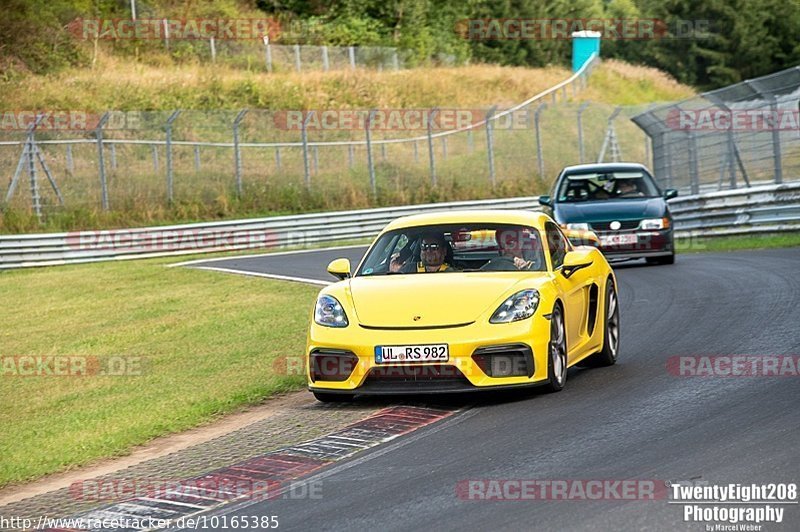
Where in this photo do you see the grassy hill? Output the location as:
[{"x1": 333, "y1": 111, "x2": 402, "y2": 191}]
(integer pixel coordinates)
[{"x1": 0, "y1": 58, "x2": 694, "y2": 233}]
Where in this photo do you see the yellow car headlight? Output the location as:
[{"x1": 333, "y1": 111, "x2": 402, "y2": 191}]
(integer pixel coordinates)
[
  {"x1": 315, "y1": 295, "x2": 349, "y2": 328},
  {"x1": 490, "y1": 290, "x2": 540, "y2": 324}
]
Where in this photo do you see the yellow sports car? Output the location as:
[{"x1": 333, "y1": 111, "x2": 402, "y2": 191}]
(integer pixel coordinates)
[{"x1": 306, "y1": 210, "x2": 619, "y2": 402}]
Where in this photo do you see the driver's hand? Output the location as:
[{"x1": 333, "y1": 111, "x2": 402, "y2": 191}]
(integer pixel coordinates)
[
  {"x1": 389, "y1": 253, "x2": 404, "y2": 273},
  {"x1": 513, "y1": 256, "x2": 532, "y2": 270}
]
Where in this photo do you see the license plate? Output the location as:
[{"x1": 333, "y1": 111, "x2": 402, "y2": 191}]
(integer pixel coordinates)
[
  {"x1": 375, "y1": 344, "x2": 449, "y2": 364},
  {"x1": 600, "y1": 233, "x2": 638, "y2": 246}
]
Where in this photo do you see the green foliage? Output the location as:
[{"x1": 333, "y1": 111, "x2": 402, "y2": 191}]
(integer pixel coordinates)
[
  {"x1": 631, "y1": 0, "x2": 800, "y2": 89},
  {"x1": 2, "y1": 0, "x2": 798, "y2": 89}
]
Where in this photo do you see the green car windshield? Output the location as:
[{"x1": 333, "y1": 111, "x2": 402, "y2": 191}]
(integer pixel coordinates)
[{"x1": 557, "y1": 171, "x2": 660, "y2": 202}]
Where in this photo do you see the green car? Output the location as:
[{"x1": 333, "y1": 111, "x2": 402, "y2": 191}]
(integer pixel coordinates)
[{"x1": 539, "y1": 163, "x2": 678, "y2": 265}]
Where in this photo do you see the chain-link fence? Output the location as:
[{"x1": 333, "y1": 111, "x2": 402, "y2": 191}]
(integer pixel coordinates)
[
  {"x1": 632, "y1": 65, "x2": 800, "y2": 194},
  {"x1": 172, "y1": 42, "x2": 426, "y2": 72},
  {"x1": 0, "y1": 56, "x2": 669, "y2": 223}
]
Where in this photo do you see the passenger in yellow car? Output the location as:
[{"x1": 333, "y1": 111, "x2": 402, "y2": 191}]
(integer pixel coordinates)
[
  {"x1": 391, "y1": 233, "x2": 456, "y2": 273},
  {"x1": 481, "y1": 228, "x2": 543, "y2": 271}
]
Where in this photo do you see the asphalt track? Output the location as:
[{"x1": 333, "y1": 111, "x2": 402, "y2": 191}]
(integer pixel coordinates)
[{"x1": 183, "y1": 247, "x2": 800, "y2": 531}]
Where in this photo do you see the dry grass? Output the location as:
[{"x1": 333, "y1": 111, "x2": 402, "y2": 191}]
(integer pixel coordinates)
[
  {"x1": 0, "y1": 54, "x2": 575, "y2": 111},
  {"x1": 0, "y1": 58, "x2": 695, "y2": 232},
  {"x1": 578, "y1": 59, "x2": 695, "y2": 105}
]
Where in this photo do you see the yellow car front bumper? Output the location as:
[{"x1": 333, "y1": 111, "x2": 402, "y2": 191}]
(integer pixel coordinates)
[{"x1": 307, "y1": 312, "x2": 553, "y2": 394}]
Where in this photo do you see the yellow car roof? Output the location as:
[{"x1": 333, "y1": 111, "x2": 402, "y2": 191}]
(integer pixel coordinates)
[{"x1": 382, "y1": 209, "x2": 551, "y2": 232}]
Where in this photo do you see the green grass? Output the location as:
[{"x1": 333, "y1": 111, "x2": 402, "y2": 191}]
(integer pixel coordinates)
[
  {"x1": 677, "y1": 232, "x2": 800, "y2": 253},
  {"x1": 0, "y1": 258, "x2": 319, "y2": 488}
]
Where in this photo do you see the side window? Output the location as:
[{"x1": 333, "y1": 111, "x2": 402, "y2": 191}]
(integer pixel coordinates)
[{"x1": 545, "y1": 222, "x2": 569, "y2": 269}]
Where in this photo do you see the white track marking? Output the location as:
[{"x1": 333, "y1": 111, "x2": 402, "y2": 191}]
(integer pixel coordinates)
[
  {"x1": 190, "y1": 266, "x2": 331, "y2": 286},
  {"x1": 167, "y1": 244, "x2": 367, "y2": 268}
]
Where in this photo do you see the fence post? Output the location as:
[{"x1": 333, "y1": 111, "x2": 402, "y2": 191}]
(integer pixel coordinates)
[
  {"x1": 664, "y1": 135, "x2": 673, "y2": 190},
  {"x1": 275, "y1": 147, "x2": 281, "y2": 170},
  {"x1": 66, "y1": 144, "x2": 74, "y2": 175},
  {"x1": 233, "y1": 110, "x2": 248, "y2": 197},
  {"x1": 768, "y1": 96, "x2": 783, "y2": 184},
  {"x1": 194, "y1": 145, "x2": 201, "y2": 172},
  {"x1": 349, "y1": 46, "x2": 356, "y2": 70},
  {"x1": 162, "y1": 18, "x2": 170, "y2": 51},
  {"x1": 688, "y1": 131, "x2": 699, "y2": 195},
  {"x1": 210, "y1": 37, "x2": 216, "y2": 63},
  {"x1": 165, "y1": 110, "x2": 180, "y2": 203},
  {"x1": 26, "y1": 121, "x2": 42, "y2": 220},
  {"x1": 366, "y1": 109, "x2": 377, "y2": 196},
  {"x1": 577, "y1": 102, "x2": 589, "y2": 164},
  {"x1": 486, "y1": 106, "x2": 497, "y2": 187},
  {"x1": 294, "y1": 44, "x2": 302, "y2": 72},
  {"x1": 95, "y1": 112, "x2": 110, "y2": 211},
  {"x1": 322, "y1": 46, "x2": 329, "y2": 71},
  {"x1": 535, "y1": 102, "x2": 547, "y2": 179},
  {"x1": 301, "y1": 111, "x2": 313, "y2": 188},
  {"x1": 597, "y1": 107, "x2": 622, "y2": 163},
  {"x1": 392, "y1": 50, "x2": 399, "y2": 70},
  {"x1": 152, "y1": 145, "x2": 159, "y2": 172},
  {"x1": 263, "y1": 36, "x2": 272, "y2": 72},
  {"x1": 726, "y1": 128, "x2": 737, "y2": 188},
  {"x1": 643, "y1": 103, "x2": 657, "y2": 169},
  {"x1": 427, "y1": 108, "x2": 439, "y2": 186}
]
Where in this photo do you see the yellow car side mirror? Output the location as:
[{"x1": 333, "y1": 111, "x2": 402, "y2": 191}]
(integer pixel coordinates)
[
  {"x1": 561, "y1": 249, "x2": 594, "y2": 278},
  {"x1": 327, "y1": 258, "x2": 351, "y2": 280}
]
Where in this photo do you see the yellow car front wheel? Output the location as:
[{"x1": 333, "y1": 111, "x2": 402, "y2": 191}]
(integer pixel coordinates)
[{"x1": 544, "y1": 303, "x2": 568, "y2": 393}]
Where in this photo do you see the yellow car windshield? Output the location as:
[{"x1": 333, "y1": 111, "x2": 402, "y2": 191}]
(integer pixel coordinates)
[{"x1": 357, "y1": 224, "x2": 547, "y2": 276}]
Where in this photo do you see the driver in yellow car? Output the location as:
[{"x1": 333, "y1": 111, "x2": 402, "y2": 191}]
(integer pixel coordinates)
[
  {"x1": 481, "y1": 228, "x2": 539, "y2": 271},
  {"x1": 390, "y1": 233, "x2": 455, "y2": 273}
]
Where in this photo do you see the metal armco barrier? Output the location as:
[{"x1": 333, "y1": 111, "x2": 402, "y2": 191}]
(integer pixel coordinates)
[
  {"x1": 670, "y1": 181, "x2": 800, "y2": 237},
  {"x1": 1, "y1": 182, "x2": 798, "y2": 269},
  {"x1": 0, "y1": 197, "x2": 536, "y2": 269}
]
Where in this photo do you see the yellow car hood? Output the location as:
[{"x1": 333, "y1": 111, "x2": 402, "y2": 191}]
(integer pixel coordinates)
[{"x1": 348, "y1": 273, "x2": 531, "y2": 328}]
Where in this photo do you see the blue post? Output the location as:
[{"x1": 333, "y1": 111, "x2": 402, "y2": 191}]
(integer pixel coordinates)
[{"x1": 572, "y1": 31, "x2": 601, "y2": 72}]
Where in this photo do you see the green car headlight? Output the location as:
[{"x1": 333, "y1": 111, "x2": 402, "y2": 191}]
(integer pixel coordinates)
[
  {"x1": 490, "y1": 290, "x2": 540, "y2": 324},
  {"x1": 314, "y1": 295, "x2": 349, "y2": 328},
  {"x1": 565, "y1": 223, "x2": 590, "y2": 231}
]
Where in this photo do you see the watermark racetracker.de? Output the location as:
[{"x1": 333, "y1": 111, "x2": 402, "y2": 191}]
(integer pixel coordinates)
[
  {"x1": 0, "y1": 356, "x2": 145, "y2": 377},
  {"x1": 456, "y1": 479, "x2": 667, "y2": 501},
  {"x1": 666, "y1": 355, "x2": 800, "y2": 377},
  {"x1": 455, "y1": 18, "x2": 712, "y2": 40}
]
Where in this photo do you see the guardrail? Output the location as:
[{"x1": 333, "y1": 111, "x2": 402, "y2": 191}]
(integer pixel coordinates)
[
  {"x1": 1, "y1": 182, "x2": 798, "y2": 269},
  {"x1": 670, "y1": 181, "x2": 800, "y2": 237},
  {"x1": 0, "y1": 197, "x2": 536, "y2": 269}
]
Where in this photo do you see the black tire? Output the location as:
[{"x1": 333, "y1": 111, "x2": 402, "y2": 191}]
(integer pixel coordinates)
[
  {"x1": 543, "y1": 303, "x2": 568, "y2": 393},
  {"x1": 646, "y1": 253, "x2": 675, "y2": 265},
  {"x1": 584, "y1": 280, "x2": 620, "y2": 367},
  {"x1": 312, "y1": 391, "x2": 354, "y2": 403}
]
